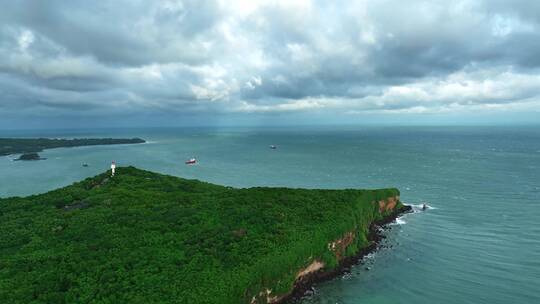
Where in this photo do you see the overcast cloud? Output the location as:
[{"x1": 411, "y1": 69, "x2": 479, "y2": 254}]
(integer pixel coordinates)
[{"x1": 1, "y1": 0, "x2": 539, "y2": 127}]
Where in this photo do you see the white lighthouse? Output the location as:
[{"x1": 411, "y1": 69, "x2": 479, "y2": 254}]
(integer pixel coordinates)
[{"x1": 111, "y1": 161, "x2": 116, "y2": 176}]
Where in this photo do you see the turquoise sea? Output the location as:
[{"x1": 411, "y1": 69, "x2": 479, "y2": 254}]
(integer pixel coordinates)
[{"x1": 1, "y1": 126, "x2": 539, "y2": 303}]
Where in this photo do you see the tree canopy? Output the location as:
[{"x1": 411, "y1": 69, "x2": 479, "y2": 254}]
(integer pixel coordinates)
[{"x1": 0, "y1": 167, "x2": 401, "y2": 303}]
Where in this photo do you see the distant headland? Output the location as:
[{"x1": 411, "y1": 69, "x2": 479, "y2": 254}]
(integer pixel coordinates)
[{"x1": 0, "y1": 137, "x2": 146, "y2": 157}]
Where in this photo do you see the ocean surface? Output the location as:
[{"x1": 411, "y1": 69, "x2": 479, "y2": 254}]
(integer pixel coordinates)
[{"x1": 1, "y1": 126, "x2": 539, "y2": 303}]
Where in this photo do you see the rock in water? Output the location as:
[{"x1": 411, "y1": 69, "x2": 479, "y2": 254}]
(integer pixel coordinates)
[{"x1": 15, "y1": 153, "x2": 45, "y2": 161}]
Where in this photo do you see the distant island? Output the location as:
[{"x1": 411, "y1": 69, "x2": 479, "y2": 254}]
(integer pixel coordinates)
[
  {"x1": 0, "y1": 137, "x2": 145, "y2": 157},
  {"x1": 13, "y1": 152, "x2": 46, "y2": 161},
  {"x1": 0, "y1": 167, "x2": 410, "y2": 303}
]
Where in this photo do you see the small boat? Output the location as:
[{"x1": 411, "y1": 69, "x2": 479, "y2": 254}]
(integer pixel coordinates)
[
  {"x1": 269, "y1": 145, "x2": 277, "y2": 149},
  {"x1": 82, "y1": 163, "x2": 89, "y2": 167},
  {"x1": 185, "y1": 158, "x2": 197, "y2": 165}
]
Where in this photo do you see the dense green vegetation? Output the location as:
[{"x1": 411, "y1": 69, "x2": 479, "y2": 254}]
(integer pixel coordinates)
[
  {"x1": 0, "y1": 138, "x2": 145, "y2": 156},
  {"x1": 0, "y1": 167, "x2": 403, "y2": 304}
]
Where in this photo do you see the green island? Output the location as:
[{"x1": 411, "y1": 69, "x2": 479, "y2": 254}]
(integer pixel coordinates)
[
  {"x1": 14, "y1": 152, "x2": 46, "y2": 161},
  {"x1": 0, "y1": 138, "x2": 146, "y2": 157},
  {"x1": 0, "y1": 167, "x2": 409, "y2": 304}
]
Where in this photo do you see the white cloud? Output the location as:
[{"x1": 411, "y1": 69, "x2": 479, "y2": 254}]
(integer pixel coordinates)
[
  {"x1": 245, "y1": 76, "x2": 262, "y2": 89},
  {"x1": 236, "y1": 98, "x2": 324, "y2": 112},
  {"x1": 17, "y1": 29, "x2": 34, "y2": 52}
]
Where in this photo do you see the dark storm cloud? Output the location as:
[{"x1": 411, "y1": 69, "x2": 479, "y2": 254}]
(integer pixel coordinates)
[
  {"x1": 0, "y1": 0, "x2": 221, "y2": 66},
  {"x1": 1, "y1": 0, "x2": 540, "y2": 123}
]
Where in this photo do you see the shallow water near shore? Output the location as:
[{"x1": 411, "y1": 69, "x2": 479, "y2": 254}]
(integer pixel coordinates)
[{"x1": 1, "y1": 125, "x2": 539, "y2": 304}]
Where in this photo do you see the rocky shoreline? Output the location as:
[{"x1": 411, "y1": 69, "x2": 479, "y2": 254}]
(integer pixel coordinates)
[{"x1": 277, "y1": 204, "x2": 413, "y2": 304}]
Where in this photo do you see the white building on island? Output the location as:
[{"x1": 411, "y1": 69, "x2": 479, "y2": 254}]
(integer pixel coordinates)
[{"x1": 111, "y1": 161, "x2": 116, "y2": 176}]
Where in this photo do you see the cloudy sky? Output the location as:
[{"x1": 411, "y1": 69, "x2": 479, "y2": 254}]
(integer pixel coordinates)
[{"x1": 1, "y1": 0, "x2": 540, "y2": 128}]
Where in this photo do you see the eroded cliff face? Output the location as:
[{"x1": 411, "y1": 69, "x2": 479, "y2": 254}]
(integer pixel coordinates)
[
  {"x1": 251, "y1": 195, "x2": 403, "y2": 304},
  {"x1": 296, "y1": 260, "x2": 325, "y2": 279},
  {"x1": 251, "y1": 260, "x2": 326, "y2": 304},
  {"x1": 261, "y1": 230, "x2": 360, "y2": 304},
  {"x1": 378, "y1": 196, "x2": 400, "y2": 213},
  {"x1": 328, "y1": 231, "x2": 355, "y2": 260},
  {"x1": 250, "y1": 260, "x2": 326, "y2": 304}
]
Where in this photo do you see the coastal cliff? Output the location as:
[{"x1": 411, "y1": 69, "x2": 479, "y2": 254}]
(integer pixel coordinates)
[
  {"x1": 0, "y1": 167, "x2": 409, "y2": 303},
  {"x1": 251, "y1": 195, "x2": 410, "y2": 304}
]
